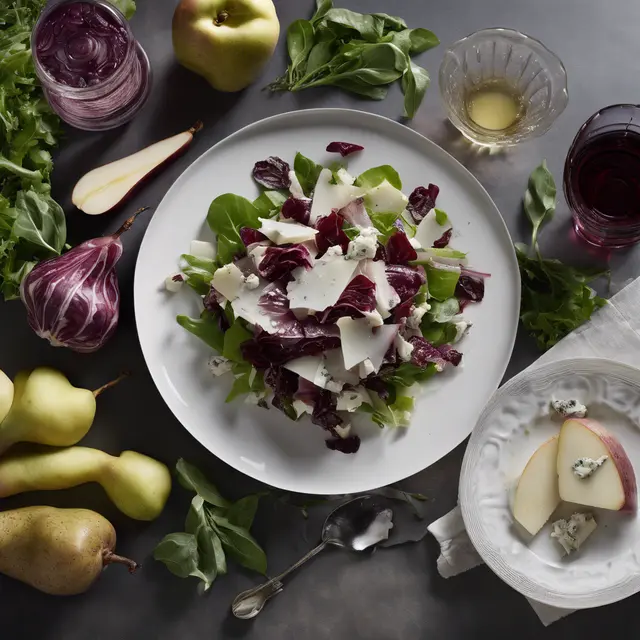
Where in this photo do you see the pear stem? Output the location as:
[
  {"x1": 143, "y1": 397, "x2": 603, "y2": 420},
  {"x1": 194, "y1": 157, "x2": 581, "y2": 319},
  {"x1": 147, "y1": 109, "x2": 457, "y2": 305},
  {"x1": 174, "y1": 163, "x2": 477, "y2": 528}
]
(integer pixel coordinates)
[
  {"x1": 93, "y1": 371, "x2": 130, "y2": 398},
  {"x1": 214, "y1": 10, "x2": 229, "y2": 26},
  {"x1": 103, "y1": 549, "x2": 139, "y2": 574},
  {"x1": 189, "y1": 120, "x2": 204, "y2": 135},
  {"x1": 113, "y1": 207, "x2": 150, "y2": 239}
]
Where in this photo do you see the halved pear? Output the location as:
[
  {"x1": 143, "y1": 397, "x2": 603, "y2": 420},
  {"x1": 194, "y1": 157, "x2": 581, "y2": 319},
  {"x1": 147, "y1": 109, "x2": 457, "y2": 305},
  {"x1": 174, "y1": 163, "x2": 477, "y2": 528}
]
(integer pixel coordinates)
[
  {"x1": 72, "y1": 122, "x2": 202, "y2": 215},
  {"x1": 0, "y1": 370, "x2": 13, "y2": 424},
  {"x1": 512, "y1": 436, "x2": 561, "y2": 535}
]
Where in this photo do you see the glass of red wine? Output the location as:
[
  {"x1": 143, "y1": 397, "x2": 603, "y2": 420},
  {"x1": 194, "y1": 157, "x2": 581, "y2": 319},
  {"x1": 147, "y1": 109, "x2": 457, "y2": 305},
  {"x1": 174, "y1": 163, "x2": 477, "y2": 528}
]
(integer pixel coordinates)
[{"x1": 564, "y1": 104, "x2": 640, "y2": 248}]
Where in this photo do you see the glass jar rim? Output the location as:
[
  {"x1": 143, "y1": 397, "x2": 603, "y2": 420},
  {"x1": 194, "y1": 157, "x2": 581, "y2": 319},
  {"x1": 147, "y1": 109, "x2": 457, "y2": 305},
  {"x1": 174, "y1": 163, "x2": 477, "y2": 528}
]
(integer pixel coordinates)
[{"x1": 31, "y1": 0, "x2": 135, "y2": 96}]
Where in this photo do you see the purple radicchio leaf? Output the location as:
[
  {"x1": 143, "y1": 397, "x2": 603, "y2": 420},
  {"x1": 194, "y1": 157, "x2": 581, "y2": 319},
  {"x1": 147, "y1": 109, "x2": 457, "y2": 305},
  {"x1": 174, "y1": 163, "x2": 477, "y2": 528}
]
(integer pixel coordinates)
[
  {"x1": 281, "y1": 197, "x2": 311, "y2": 225},
  {"x1": 364, "y1": 376, "x2": 391, "y2": 401},
  {"x1": 374, "y1": 242, "x2": 387, "y2": 262},
  {"x1": 326, "y1": 141, "x2": 364, "y2": 157},
  {"x1": 385, "y1": 264, "x2": 426, "y2": 303},
  {"x1": 315, "y1": 211, "x2": 350, "y2": 256},
  {"x1": 406, "y1": 184, "x2": 440, "y2": 222},
  {"x1": 252, "y1": 156, "x2": 291, "y2": 189},
  {"x1": 317, "y1": 275, "x2": 376, "y2": 323},
  {"x1": 433, "y1": 228, "x2": 452, "y2": 249},
  {"x1": 203, "y1": 287, "x2": 231, "y2": 331},
  {"x1": 455, "y1": 274, "x2": 485, "y2": 305},
  {"x1": 265, "y1": 366, "x2": 299, "y2": 417},
  {"x1": 386, "y1": 231, "x2": 417, "y2": 265},
  {"x1": 326, "y1": 435, "x2": 361, "y2": 453},
  {"x1": 19, "y1": 214, "x2": 140, "y2": 352},
  {"x1": 439, "y1": 344, "x2": 463, "y2": 366},
  {"x1": 338, "y1": 198, "x2": 371, "y2": 228},
  {"x1": 392, "y1": 298, "x2": 413, "y2": 323},
  {"x1": 257, "y1": 245, "x2": 312, "y2": 282},
  {"x1": 240, "y1": 227, "x2": 267, "y2": 247},
  {"x1": 409, "y1": 336, "x2": 462, "y2": 370}
]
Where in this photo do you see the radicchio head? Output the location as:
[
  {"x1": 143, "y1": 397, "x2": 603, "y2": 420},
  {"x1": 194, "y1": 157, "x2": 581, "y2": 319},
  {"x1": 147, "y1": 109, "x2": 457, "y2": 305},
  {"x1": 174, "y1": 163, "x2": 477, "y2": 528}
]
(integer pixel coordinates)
[{"x1": 20, "y1": 211, "x2": 144, "y2": 353}]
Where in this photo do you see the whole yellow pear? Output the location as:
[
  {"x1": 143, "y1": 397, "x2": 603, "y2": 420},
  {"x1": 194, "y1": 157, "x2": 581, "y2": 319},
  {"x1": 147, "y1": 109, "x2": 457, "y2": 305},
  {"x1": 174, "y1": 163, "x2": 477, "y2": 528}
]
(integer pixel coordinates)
[{"x1": 172, "y1": 0, "x2": 280, "y2": 92}]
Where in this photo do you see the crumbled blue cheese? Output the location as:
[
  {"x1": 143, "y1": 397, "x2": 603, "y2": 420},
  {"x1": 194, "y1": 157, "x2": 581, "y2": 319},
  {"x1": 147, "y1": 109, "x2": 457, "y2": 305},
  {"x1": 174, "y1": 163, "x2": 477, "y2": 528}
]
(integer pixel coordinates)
[
  {"x1": 336, "y1": 386, "x2": 371, "y2": 412},
  {"x1": 165, "y1": 274, "x2": 184, "y2": 292},
  {"x1": 325, "y1": 245, "x2": 344, "y2": 258},
  {"x1": 551, "y1": 513, "x2": 597, "y2": 554},
  {"x1": 551, "y1": 399, "x2": 587, "y2": 418},
  {"x1": 244, "y1": 390, "x2": 267, "y2": 405},
  {"x1": 242, "y1": 274, "x2": 260, "y2": 290},
  {"x1": 572, "y1": 456, "x2": 608, "y2": 479},
  {"x1": 208, "y1": 355, "x2": 233, "y2": 377},
  {"x1": 346, "y1": 227, "x2": 379, "y2": 261},
  {"x1": 453, "y1": 320, "x2": 471, "y2": 343},
  {"x1": 407, "y1": 302, "x2": 431, "y2": 330},
  {"x1": 394, "y1": 334, "x2": 414, "y2": 361}
]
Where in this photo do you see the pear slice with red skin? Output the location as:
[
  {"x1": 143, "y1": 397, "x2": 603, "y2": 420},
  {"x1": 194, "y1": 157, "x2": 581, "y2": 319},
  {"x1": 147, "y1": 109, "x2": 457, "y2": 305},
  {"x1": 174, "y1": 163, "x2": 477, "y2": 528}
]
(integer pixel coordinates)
[
  {"x1": 72, "y1": 122, "x2": 203, "y2": 215},
  {"x1": 557, "y1": 418, "x2": 637, "y2": 512}
]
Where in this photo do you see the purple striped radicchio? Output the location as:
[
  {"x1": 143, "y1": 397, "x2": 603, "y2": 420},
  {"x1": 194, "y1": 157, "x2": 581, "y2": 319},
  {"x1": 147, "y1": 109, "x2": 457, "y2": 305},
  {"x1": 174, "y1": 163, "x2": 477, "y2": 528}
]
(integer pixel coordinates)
[{"x1": 20, "y1": 209, "x2": 147, "y2": 353}]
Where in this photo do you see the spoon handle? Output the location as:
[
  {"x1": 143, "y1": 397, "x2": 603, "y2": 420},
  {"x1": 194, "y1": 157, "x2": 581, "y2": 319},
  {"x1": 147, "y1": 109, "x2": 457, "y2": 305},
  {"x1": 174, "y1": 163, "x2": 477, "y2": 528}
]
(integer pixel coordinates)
[{"x1": 232, "y1": 540, "x2": 328, "y2": 619}]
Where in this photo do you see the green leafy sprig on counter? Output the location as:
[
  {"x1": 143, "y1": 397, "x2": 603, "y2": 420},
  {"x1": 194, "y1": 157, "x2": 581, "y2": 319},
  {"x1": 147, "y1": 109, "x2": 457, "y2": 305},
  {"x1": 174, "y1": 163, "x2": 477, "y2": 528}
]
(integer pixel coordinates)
[
  {"x1": 517, "y1": 161, "x2": 608, "y2": 351},
  {"x1": 154, "y1": 459, "x2": 266, "y2": 591},
  {"x1": 268, "y1": 0, "x2": 439, "y2": 118}
]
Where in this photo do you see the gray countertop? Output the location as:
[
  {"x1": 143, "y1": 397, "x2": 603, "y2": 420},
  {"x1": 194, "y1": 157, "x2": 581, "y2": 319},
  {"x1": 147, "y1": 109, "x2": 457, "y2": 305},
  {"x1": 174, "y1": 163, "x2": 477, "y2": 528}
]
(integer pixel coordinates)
[{"x1": 3, "y1": 0, "x2": 640, "y2": 638}]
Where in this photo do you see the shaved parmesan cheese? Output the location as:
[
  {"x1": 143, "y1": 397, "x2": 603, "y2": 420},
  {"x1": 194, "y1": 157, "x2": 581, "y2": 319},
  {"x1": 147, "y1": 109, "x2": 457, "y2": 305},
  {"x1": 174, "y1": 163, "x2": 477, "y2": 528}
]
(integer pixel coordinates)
[
  {"x1": 287, "y1": 251, "x2": 359, "y2": 311},
  {"x1": 363, "y1": 180, "x2": 408, "y2": 214},
  {"x1": 337, "y1": 317, "x2": 399, "y2": 371},
  {"x1": 336, "y1": 168, "x2": 355, "y2": 185},
  {"x1": 310, "y1": 168, "x2": 364, "y2": 224},
  {"x1": 324, "y1": 349, "x2": 360, "y2": 386},
  {"x1": 259, "y1": 218, "x2": 318, "y2": 245},
  {"x1": 361, "y1": 259, "x2": 401, "y2": 319},
  {"x1": 337, "y1": 386, "x2": 372, "y2": 412},
  {"x1": 284, "y1": 355, "x2": 323, "y2": 384},
  {"x1": 293, "y1": 399, "x2": 313, "y2": 418},
  {"x1": 211, "y1": 263, "x2": 245, "y2": 301},
  {"x1": 190, "y1": 240, "x2": 216, "y2": 260},
  {"x1": 415, "y1": 210, "x2": 452, "y2": 248},
  {"x1": 249, "y1": 245, "x2": 269, "y2": 271},
  {"x1": 289, "y1": 170, "x2": 306, "y2": 199}
]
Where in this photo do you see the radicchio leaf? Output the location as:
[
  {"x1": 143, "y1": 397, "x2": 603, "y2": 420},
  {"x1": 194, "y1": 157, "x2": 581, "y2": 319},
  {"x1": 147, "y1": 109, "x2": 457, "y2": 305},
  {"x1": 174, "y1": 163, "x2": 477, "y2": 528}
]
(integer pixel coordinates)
[
  {"x1": 326, "y1": 435, "x2": 361, "y2": 453},
  {"x1": 455, "y1": 274, "x2": 485, "y2": 308},
  {"x1": 317, "y1": 275, "x2": 376, "y2": 323},
  {"x1": 406, "y1": 184, "x2": 440, "y2": 222},
  {"x1": 338, "y1": 198, "x2": 371, "y2": 228},
  {"x1": 386, "y1": 231, "x2": 417, "y2": 265},
  {"x1": 374, "y1": 242, "x2": 387, "y2": 262},
  {"x1": 265, "y1": 366, "x2": 299, "y2": 418},
  {"x1": 252, "y1": 156, "x2": 291, "y2": 189},
  {"x1": 203, "y1": 287, "x2": 231, "y2": 331},
  {"x1": 433, "y1": 228, "x2": 452, "y2": 248},
  {"x1": 281, "y1": 197, "x2": 311, "y2": 225},
  {"x1": 257, "y1": 245, "x2": 312, "y2": 282},
  {"x1": 258, "y1": 282, "x2": 303, "y2": 336},
  {"x1": 392, "y1": 298, "x2": 413, "y2": 323},
  {"x1": 364, "y1": 376, "x2": 390, "y2": 401},
  {"x1": 385, "y1": 264, "x2": 426, "y2": 303},
  {"x1": 315, "y1": 211, "x2": 350, "y2": 256},
  {"x1": 409, "y1": 336, "x2": 462, "y2": 370},
  {"x1": 326, "y1": 141, "x2": 364, "y2": 157},
  {"x1": 240, "y1": 227, "x2": 267, "y2": 246}
]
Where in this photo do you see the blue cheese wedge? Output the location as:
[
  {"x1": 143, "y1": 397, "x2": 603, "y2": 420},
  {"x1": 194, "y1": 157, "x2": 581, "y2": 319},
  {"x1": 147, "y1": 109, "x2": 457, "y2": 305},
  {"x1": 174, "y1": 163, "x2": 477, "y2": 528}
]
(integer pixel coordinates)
[
  {"x1": 550, "y1": 512, "x2": 597, "y2": 554},
  {"x1": 551, "y1": 398, "x2": 587, "y2": 418},
  {"x1": 572, "y1": 456, "x2": 608, "y2": 479}
]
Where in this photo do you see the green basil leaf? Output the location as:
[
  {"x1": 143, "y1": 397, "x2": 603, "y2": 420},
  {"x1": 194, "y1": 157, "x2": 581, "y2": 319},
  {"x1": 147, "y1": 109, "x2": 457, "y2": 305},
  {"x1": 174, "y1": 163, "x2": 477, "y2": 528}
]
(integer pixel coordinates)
[
  {"x1": 177, "y1": 311, "x2": 225, "y2": 353},
  {"x1": 435, "y1": 208, "x2": 449, "y2": 225},
  {"x1": 207, "y1": 194, "x2": 261, "y2": 265},
  {"x1": 180, "y1": 253, "x2": 216, "y2": 295},
  {"x1": 185, "y1": 495, "x2": 207, "y2": 534},
  {"x1": 355, "y1": 165, "x2": 402, "y2": 190},
  {"x1": 12, "y1": 189, "x2": 66, "y2": 255},
  {"x1": 109, "y1": 0, "x2": 136, "y2": 19},
  {"x1": 294, "y1": 152, "x2": 323, "y2": 196},
  {"x1": 287, "y1": 19, "x2": 315, "y2": 82},
  {"x1": 211, "y1": 531, "x2": 227, "y2": 575},
  {"x1": 153, "y1": 532, "x2": 200, "y2": 579},
  {"x1": 524, "y1": 160, "x2": 556, "y2": 250},
  {"x1": 226, "y1": 495, "x2": 260, "y2": 530},
  {"x1": 323, "y1": 8, "x2": 383, "y2": 42},
  {"x1": 372, "y1": 13, "x2": 407, "y2": 32},
  {"x1": 402, "y1": 61, "x2": 429, "y2": 119},
  {"x1": 424, "y1": 264, "x2": 460, "y2": 300},
  {"x1": 306, "y1": 40, "x2": 335, "y2": 74},
  {"x1": 193, "y1": 521, "x2": 218, "y2": 590},
  {"x1": 312, "y1": 0, "x2": 333, "y2": 24},
  {"x1": 420, "y1": 321, "x2": 457, "y2": 347},
  {"x1": 380, "y1": 362, "x2": 437, "y2": 387},
  {"x1": 330, "y1": 78, "x2": 389, "y2": 100},
  {"x1": 222, "y1": 319, "x2": 252, "y2": 363},
  {"x1": 253, "y1": 190, "x2": 287, "y2": 217},
  {"x1": 408, "y1": 28, "x2": 440, "y2": 54},
  {"x1": 210, "y1": 514, "x2": 267, "y2": 574},
  {"x1": 175, "y1": 458, "x2": 230, "y2": 508},
  {"x1": 427, "y1": 298, "x2": 460, "y2": 323}
]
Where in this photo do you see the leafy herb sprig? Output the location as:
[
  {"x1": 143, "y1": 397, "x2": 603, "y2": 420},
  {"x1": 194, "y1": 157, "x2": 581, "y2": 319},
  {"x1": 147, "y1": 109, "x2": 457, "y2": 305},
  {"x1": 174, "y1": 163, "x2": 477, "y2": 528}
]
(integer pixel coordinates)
[
  {"x1": 517, "y1": 161, "x2": 607, "y2": 351},
  {"x1": 268, "y1": 1, "x2": 439, "y2": 118},
  {"x1": 154, "y1": 460, "x2": 267, "y2": 591}
]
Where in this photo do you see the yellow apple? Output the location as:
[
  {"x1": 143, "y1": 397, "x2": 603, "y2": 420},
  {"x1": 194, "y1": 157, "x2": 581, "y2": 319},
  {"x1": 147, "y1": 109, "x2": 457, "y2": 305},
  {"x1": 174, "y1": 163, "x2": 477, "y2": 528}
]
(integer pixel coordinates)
[{"x1": 172, "y1": 0, "x2": 280, "y2": 92}]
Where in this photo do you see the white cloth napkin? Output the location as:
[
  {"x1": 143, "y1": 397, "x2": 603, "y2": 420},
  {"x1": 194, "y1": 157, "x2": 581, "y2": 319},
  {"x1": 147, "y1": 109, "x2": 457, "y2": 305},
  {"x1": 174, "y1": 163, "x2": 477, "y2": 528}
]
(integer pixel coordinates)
[{"x1": 427, "y1": 276, "x2": 640, "y2": 626}]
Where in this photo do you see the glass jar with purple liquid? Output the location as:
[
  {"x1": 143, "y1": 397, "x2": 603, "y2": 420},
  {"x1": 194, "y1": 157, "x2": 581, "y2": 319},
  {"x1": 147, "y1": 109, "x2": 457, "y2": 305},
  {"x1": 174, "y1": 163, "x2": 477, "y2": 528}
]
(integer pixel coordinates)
[{"x1": 32, "y1": 0, "x2": 151, "y2": 131}]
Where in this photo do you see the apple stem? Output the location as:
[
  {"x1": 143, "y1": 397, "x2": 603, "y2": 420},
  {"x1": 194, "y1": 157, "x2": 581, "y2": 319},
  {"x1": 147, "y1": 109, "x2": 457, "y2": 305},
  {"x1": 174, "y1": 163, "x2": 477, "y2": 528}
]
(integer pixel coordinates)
[
  {"x1": 189, "y1": 121, "x2": 204, "y2": 135},
  {"x1": 103, "y1": 549, "x2": 139, "y2": 574},
  {"x1": 214, "y1": 10, "x2": 229, "y2": 26},
  {"x1": 112, "y1": 207, "x2": 150, "y2": 239},
  {"x1": 93, "y1": 371, "x2": 130, "y2": 398}
]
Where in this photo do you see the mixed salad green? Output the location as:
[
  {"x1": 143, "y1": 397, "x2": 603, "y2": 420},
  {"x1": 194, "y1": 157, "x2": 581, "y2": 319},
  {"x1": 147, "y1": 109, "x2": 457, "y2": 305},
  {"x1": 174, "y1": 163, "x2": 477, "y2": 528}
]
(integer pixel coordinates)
[{"x1": 170, "y1": 143, "x2": 486, "y2": 453}]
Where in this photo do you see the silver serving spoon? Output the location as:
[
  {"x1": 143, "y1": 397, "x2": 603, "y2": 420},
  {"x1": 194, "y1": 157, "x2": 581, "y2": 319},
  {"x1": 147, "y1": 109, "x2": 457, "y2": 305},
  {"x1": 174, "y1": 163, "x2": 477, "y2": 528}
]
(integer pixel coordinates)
[{"x1": 231, "y1": 496, "x2": 394, "y2": 619}]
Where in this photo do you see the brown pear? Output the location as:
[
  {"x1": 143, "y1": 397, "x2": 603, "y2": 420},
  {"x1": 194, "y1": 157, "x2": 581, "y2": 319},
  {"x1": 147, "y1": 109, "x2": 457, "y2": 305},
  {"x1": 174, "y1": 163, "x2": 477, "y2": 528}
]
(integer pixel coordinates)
[{"x1": 0, "y1": 506, "x2": 138, "y2": 596}]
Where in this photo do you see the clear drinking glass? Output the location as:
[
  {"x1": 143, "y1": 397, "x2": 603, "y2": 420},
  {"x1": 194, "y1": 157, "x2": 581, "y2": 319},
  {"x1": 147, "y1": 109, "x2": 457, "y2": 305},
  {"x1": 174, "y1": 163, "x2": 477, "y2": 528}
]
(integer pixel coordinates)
[
  {"x1": 439, "y1": 28, "x2": 568, "y2": 147},
  {"x1": 32, "y1": 0, "x2": 151, "y2": 131},
  {"x1": 564, "y1": 104, "x2": 640, "y2": 249}
]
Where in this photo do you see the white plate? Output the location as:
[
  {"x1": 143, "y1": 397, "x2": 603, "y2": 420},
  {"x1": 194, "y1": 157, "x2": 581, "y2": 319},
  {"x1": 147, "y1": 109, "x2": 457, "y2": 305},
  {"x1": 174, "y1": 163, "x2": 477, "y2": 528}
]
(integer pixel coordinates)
[
  {"x1": 460, "y1": 358, "x2": 640, "y2": 609},
  {"x1": 134, "y1": 108, "x2": 519, "y2": 495}
]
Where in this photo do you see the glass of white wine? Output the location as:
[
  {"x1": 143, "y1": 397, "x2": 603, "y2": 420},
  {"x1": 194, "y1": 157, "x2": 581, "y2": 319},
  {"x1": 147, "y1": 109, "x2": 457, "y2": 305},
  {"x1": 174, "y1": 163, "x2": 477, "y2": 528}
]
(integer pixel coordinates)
[{"x1": 439, "y1": 28, "x2": 568, "y2": 147}]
